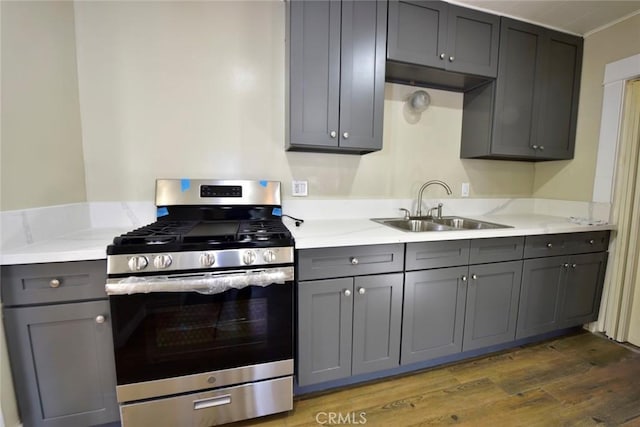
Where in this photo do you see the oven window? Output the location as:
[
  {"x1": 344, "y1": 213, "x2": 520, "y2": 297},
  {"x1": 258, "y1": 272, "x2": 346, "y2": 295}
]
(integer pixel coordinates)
[{"x1": 109, "y1": 283, "x2": 292, "y2": 385}]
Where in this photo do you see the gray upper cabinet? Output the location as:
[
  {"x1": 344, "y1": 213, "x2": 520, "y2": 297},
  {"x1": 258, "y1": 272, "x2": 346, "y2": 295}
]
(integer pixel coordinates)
[
  {"x1": 4, "y1": 300, "x2": 118, "y2": 427},
  {"x1": 386, "y1": 1, "x2": 499, "y2": 91},
  {"x1": 287, "y1": 0, "x2": 387, "y2": 154},
  {"x1": 461, "y1": 18, "x2": 583, "y2": 161}
]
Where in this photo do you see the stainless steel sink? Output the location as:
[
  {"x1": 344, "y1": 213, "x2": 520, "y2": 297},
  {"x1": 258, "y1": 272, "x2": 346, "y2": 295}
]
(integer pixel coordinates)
[
  {"x1": 430, "y1": 217, "x2": 511, "y2": 230},
  {"x1": 372, "y1": 216, "x2": 511, "y2": 232}
]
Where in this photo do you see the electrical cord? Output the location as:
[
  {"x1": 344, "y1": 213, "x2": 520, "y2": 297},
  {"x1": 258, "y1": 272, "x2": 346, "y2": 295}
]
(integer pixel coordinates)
[{"x1": 282, "y1": 214, "x2": 305, "y2": 227}]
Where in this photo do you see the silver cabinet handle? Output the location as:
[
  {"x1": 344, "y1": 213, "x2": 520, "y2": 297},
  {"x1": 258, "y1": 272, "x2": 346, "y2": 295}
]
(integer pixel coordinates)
[
  {"x1": 344, "y1": 289, "x2": 352, "y2": 297},
  {"x1": 589, "y1": 239, "x2": 595, "y2": 245},
  {"x1": 532, "y1": 145, "x2": 538, "y2": 150},
  {"x1": 461, "y1": 275, "x2": 467, "y2": 282},
  {"x1": 563, "y1": 263, "x2": 569, "y2": 268},
  {"x1": 358, "y1": 287, "x2": 366, "y2": 295},
  {"x1": 49, "y1": 279, "x2": 61, "y2": 288},
  {"x1": 439, "y1": 53, "x2": 445, "y2": 59},
  {"x1": 571, "y1": 264, "x2": 577, "y2": 268},
  {"x1": 342, "y1": 132, "x2": 349, "y2": 139},
  {"x1": 449, "y1": 56, "x2": 455, "y2": 62},
  {"x1": 350, "y1": 257, "x2": 359, "y2": 265},
  {"x1": 547, "y1": 243, "x2": 553, "y2": 248},
  {"x1": 330, "y1": 130, "x2": 337, "y2": 138},
  {"x1": 539, "y1": 146, "x2": 544, "y2": 151},
  {"x1": 471, "y1": 274, "x2": 478, "y2": 280},
  {"x1": 95, "y1": 315, "x2": 105, "y2": 324}
]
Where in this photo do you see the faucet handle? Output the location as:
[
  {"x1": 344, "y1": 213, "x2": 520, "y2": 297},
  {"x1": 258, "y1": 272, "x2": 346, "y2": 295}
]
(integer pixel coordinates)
[{"x1": 399, "y1": 208, "x2": 411, "y2": 220}]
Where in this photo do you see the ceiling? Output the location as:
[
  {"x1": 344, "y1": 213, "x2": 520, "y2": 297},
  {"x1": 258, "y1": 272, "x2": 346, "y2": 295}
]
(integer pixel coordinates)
[{"x1": 452, "y1": 1, "x2": 640, "y2": 35}]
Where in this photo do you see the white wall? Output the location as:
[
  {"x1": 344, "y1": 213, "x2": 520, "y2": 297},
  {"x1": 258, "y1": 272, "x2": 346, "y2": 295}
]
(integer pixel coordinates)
[
  {"x1": 73, "y1": 0, "x2": 534, "y2": 203},
  {"x1": 0, "y1": 0, "x2": 86, "y2": 211}
]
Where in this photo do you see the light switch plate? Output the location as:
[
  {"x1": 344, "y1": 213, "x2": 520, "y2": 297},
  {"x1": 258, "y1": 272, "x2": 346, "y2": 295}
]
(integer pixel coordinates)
[
  {"x1": 292, "y1": 180, "x2": 308, "y2": 197},
  {"x1": 461, "y1": 182, "x2": 470, "y2": 198}
]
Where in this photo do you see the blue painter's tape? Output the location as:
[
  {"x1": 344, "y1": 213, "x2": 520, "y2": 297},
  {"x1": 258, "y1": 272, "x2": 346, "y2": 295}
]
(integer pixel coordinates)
[
  {"x1": 157, "y1": 207, "x2": 169, "y2": 218},
  {"x1": 259, "y1": 180, "x2": 268, "y2": 187},
  {"x1": 272, "y1": 207, "x2": 282, "y2": 217},
  {"x1": 180, "y1": 179, "x2": 191, "y2": 192}
]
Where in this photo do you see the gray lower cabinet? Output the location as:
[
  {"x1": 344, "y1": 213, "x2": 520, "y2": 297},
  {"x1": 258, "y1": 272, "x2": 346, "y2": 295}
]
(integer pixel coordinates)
[
  {"x1": 516, "y1": 252, "x2": 608, "y2": 339},
  {"x1": 286, "y1": 0, "x2": 387, "y2": 154},
  {"x1": 1, "y1": 260, "x2": 119, "y2": 427},
  {"x1": 461, "y1": 17, "x2": 583, "y2": 161},
  {"x1": 297, "y1": 273, "x2": 403, "y2": 386},
  {"x1": 3, "y1": 300, "x2": 118, "y2": 427},
  {"x1": 401, "y1": 266, "x2": 467, "y2": 364},
  {"x1": 463, "y1": 261, "x2": 522, "y2": 351}
]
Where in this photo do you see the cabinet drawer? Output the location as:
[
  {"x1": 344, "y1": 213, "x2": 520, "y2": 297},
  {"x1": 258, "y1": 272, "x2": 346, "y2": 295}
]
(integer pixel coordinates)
[
  {"x1": 1, "y1": 260, "x2": 107, "y2": 306},
  {"x1": 406, "y1": 240, "x2": 470, "y2": 271},
  {"x1": 469, "y1": 237, "x2": 524, "y2": 264},
  {"x1": 298, "y1": 244, "x2": 404, "y2": 280},
  {"x1": 524, "y1": 231, "x2": 610, "y2": 258}
]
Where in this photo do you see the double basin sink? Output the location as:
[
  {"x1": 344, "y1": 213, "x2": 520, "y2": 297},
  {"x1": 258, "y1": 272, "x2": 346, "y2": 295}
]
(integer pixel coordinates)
[{"x1": 372, "y1": 216, "x2": 512, "y2": 232}]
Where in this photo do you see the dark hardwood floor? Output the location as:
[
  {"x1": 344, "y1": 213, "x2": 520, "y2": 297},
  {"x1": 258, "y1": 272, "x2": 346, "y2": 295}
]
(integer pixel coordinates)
[{"x1": 233, "y1": 332, "x2": 640, "y2": 426}]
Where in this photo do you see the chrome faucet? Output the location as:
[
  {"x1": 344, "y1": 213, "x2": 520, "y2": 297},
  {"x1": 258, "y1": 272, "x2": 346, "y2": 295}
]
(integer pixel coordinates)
[{"x1": 416, "y1": 180, "x2": 453, "y2": 218}]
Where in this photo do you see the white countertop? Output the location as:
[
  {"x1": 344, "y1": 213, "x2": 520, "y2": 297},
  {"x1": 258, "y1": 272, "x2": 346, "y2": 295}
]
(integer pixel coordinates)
[
  {"x1": 288, "y1": 214, "x2": 615, "y2": 249},
  {"x1": 0, "y1": 214, "x2": 614, "y2": 265},
  {"x1": 0, "y1": 227, "x2": 129, "y2": 265}
]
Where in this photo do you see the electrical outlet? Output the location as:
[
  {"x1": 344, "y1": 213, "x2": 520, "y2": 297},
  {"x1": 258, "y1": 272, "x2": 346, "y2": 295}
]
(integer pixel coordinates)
[
  {"x1": 461, "y1": 182, "x2": 470, "y2": 198},
  {"x1": 292, "y1": 180, "x2": 308, "y2": 197}
]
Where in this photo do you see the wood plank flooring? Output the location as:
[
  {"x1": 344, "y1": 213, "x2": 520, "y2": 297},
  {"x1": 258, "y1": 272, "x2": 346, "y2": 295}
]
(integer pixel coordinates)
[{"x1": 232, "y1": 332, "x2": 640, "y2": 426}]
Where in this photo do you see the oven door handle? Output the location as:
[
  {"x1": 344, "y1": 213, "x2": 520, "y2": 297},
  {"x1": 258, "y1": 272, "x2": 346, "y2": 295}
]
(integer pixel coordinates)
[
  {"x1": 193, "y1": 394, "x2": 232, "y2": 410},
  {"x1": 105, "y1": 266, "x2": 294, "y2": 296}
]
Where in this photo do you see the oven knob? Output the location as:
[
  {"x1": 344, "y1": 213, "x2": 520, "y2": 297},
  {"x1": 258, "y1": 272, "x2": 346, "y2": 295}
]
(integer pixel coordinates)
[
  {"x1": 200, "y1": 252, "x2": 216, "y2": 267},
  {"x1": 128, "y1": 256, "x2": 148, "y2": 271},
  {"x1": 153, "y1": 254, "x2": 172, "y2": 269},
  {"x1": 243, "y1": 250, "x2": 257, "y2": 265},
  {"x1": 263, "y1": 250, "x2": 276, "y2": 263}
]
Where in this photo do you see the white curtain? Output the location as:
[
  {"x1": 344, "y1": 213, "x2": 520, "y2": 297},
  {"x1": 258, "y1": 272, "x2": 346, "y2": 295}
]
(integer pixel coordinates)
[{"x1": 601, "y1": 79, "x2": 640, "y2": 342}]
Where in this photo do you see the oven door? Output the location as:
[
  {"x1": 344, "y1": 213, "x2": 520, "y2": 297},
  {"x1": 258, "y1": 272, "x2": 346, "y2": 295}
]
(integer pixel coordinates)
[{"x1": 107, "y1": 267, "x2": 293, "y2": 403}]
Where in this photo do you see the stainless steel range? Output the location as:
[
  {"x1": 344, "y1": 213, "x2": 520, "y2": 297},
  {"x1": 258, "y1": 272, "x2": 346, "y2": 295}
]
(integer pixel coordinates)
[{"x1": 106, "y1": 179, "x2": 294, "y2": 426}]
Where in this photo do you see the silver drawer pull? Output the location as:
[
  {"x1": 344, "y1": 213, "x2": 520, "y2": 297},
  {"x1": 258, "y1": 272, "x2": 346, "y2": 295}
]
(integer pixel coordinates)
[
  {"x1": 344, "y1": 289, "x2": 352, "y2": 297},
  {"x1": 461, "y1": 275, "x2": 467, "y2": 282},
  {"x1": 95, "y1": 315, "x2": 105, "y2": 324},
  {"x1": 571, "y1": 264, "x2": 577, "y2": 268},
  {"x1": 563, "y1": 263, "x2": 569, "y2": 268},
  {"x1": 589, "y1": 239, "x2": 595, "y2": 245},
  {"x1": 439, "y1": 53, "x2": 445, "y2": 59},
  {"x1": 330, "y1": 130, "x2": 337, "y2": 138},
  {"x1": 49, "y1": 279, "x2": 61, "y2": 288},
  {"x1": 350, "y1": 257, "x2": 359, "y2": 265},
  {"x1": 546, "y1": 243, "x2": 553, "y2": 248},
  {"x1": 358, "y1": 287, "x2": 366, "y2": 295},
  {"x1": 194, "y1": 394, "x2": 231, "y2": 410},
  {"x1": 471, "y1": 274, "x2": 478, "y2": 280}
]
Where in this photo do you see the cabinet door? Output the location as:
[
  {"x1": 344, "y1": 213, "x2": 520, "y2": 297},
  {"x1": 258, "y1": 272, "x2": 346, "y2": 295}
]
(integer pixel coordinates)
[
  {"x1": 288, "y1": 0, "x2": 341, "y2": 149},
  {"x1": 492, "y1": 18, "x2": 545, "y2": 158},
  {"x1": 446, "y1": 5, "x2": 499, "y2": 77},
  {"x1": 516, "y1": 256, "x2": 565, "y2": 339},
  {"x1": 298, "y1": 278, "x2": 353, "y2": 386},
  {"x1": 562, "y1": 252, "x2": 607, "y2": 327},
  {"x1": 401, "y1": 267, "x2": 467, "y2": 365},
  {"x1": 338, "y1": 0, "x2": 386, "y2": 151},
  {"x1": 3, "y1": 301, "x2": 118, "y2": 427},
  {"x1": 463, "y1": 261, "x2": 523, "y2": 351},
  {"x1": 535, "y1": 30, "x2": 582, "y2": 160},
  {"x1": 386, "y1": 0, "x2": 447, "y2": 68},
  {"x1": 352, "y1": 273, "x2": 403, "y2": 375}
]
